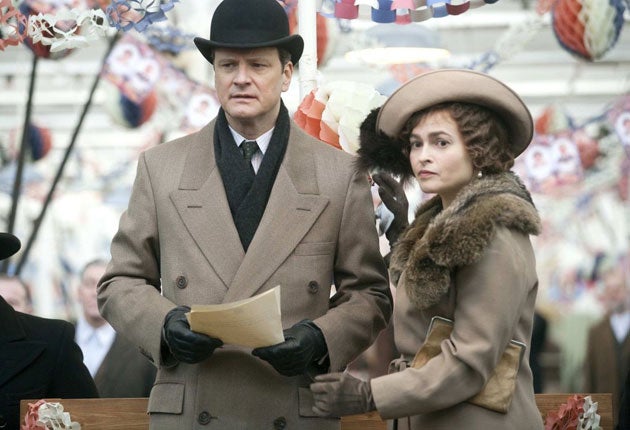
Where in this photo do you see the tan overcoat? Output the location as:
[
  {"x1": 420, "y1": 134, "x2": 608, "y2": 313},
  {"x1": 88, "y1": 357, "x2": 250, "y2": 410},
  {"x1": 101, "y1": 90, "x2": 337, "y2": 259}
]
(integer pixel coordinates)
[
  {"x1": 371, "y1": 173, "x2": 545, "y2": 430},
  {"x1": 97, "y1": 120, "x2": 391, "y2": 430}
]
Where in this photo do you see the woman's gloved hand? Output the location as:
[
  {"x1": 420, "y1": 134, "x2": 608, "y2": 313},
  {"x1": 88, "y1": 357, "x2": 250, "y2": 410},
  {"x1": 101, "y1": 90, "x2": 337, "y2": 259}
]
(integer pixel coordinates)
[
  {"x1": 310, "y1": 372, "x2": 376, "y2": 417},
  {"x1": 372, "y1": 172, "x2": 409, "y2": 246}
]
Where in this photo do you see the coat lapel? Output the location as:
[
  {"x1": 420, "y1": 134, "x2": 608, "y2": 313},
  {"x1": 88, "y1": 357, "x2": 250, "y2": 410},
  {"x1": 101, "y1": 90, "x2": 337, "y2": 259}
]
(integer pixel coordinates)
[
  {"x1": 224, "y1": 128, "x2": 328, "y2": 302},
  {"x1": 0, "y1": 298, "x2": 47, "y2": 387},
  {"x1": 0, "y1": 342, "x2": 47, "y2": 387},
  {"x1": 170, "y1": 121, "x2": 245, "y2": 289},
  {"x1": 170, "y1": 122, "x2": 329, "y2": 300}
]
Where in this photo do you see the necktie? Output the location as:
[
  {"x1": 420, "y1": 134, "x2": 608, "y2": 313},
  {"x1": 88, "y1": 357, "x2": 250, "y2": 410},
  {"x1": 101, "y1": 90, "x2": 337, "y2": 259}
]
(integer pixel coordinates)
[{"x1": 241, "y1": 140, "x2": 259, "y2": 173}]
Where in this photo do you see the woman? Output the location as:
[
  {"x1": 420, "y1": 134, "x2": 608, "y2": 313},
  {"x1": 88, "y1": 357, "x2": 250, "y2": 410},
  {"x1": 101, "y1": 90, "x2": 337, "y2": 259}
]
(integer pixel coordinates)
[{"x1": 310, "y1": 69, "x2": 544, "y2": 429}]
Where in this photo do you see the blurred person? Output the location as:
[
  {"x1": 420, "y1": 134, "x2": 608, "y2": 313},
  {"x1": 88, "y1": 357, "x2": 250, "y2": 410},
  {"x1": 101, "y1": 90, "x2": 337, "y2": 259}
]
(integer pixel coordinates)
[
  {"x1": 530, "y1": 310, "x2": 549, "y2": 393},
  {"x1": 615, "y1": 112, "x2": 630, "y2": 145},
  {"x1": 75, "y1": 259, "x2": 156, "y2": 398},
  {"x1": 311, "y1": 69, "x2": 543, "y2": 429},
  {"x1": 97, "y1": 0, "x2": 391, "y2": 428},
  {"x1": 0, "y1": 275, "x2": 32, "y2": 314},
  {"x1": 0, "y1": 233, "x2": 98, "y2": 430},
  {"x1": 619, "y1": 370, "x2": 630, "y2": 430},
  {"x1": 584, "y1": 254, "x2": 630, "y2": 428}
]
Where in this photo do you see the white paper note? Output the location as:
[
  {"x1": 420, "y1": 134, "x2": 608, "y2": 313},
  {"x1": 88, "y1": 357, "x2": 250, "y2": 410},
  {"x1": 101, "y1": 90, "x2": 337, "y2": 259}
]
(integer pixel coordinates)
[{"x1": 186, "y1": 285, "x2": 283, "y2": 348}]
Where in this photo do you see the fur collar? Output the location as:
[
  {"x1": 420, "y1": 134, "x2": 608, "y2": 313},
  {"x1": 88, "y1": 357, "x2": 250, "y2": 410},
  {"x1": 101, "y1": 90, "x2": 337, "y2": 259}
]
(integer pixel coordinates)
[{"x1": 389, "y1": 172, "x2": 541, "y2": 310}]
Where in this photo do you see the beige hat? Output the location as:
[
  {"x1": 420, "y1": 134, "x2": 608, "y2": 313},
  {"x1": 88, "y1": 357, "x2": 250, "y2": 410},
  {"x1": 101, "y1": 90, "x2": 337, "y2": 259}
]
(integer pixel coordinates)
[{"x1": 376, "y1": 69, "x2": 533, "y2": 157}]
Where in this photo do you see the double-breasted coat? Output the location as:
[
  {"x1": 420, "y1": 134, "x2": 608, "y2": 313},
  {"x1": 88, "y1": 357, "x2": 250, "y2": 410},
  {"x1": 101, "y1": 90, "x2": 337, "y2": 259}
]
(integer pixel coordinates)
[
  {"x1": 371, "y1": 173, "x2": 544, "y2": 430},
  {"x1": 97, "y1": 120, "x2": 391, "y2": 430}
]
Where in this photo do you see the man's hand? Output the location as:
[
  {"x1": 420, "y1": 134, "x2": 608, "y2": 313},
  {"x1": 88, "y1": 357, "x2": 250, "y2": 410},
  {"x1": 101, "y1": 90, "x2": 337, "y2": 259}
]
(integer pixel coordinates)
[
  {"x1": 252, "y1": 320, "x2": 327, "y2": 376},
  {"x1": 162, "y1": 305, "x2": 223, "y2": 364},
  {"x1": 310, "y1": 372, "x2": 376, "y2": 417},
  {"x1": 372, "y1": 172, "x2": 409, "y2": 246}
]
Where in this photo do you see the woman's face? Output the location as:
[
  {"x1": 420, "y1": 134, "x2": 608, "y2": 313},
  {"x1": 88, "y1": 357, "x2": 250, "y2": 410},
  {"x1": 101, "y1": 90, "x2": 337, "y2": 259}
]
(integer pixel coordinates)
[{"x1": 408, "y1": 109, "x2": 475, "y2": 208}]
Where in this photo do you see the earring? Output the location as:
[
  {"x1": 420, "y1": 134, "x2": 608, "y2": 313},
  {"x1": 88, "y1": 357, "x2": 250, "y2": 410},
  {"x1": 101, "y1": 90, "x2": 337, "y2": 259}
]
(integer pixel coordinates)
[{"x1": 477, "y1": 171, "x2": 483, "y2": 179}]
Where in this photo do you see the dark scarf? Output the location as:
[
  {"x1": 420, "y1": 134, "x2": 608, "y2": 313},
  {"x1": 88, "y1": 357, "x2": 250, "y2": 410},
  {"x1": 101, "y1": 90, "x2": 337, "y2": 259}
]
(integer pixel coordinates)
[
  {"x1": 214, "y1": 103, "x2": 290, "y2": 251},
  {"x1": 389, "y1": 172, "x2": 541, "y2": 310}
]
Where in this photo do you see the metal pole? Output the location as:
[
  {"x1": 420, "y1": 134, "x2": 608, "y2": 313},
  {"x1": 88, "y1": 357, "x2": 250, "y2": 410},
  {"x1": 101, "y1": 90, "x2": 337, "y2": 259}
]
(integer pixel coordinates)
[
  {"x1": 2, "y1": 54, "x2": 38, "y2": 274},
  {"x1": 297, "y1": 0, "x2": 318, "y2": 99},
  {"x1": 15, "y1": 33, "x2": 121, "y2": 276}
]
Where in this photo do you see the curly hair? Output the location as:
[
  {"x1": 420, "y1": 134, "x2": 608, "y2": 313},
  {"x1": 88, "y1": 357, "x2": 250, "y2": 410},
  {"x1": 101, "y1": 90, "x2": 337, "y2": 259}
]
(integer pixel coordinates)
[{"x1": 398, "y1": 102, "x2": 514, "y2": 174}]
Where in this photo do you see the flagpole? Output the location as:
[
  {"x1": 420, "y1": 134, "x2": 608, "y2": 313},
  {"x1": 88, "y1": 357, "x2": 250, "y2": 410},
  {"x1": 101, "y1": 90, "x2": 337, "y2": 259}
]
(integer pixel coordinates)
[
  {"x1": 1, "y1": 54, "x2": 38, "y2": 274},
  {"x1": 298, "y1": 0, "x2": 318, "y2": 99},
  {"x1": 15, "y1": 33, "x2": 121, "y2": 276}
]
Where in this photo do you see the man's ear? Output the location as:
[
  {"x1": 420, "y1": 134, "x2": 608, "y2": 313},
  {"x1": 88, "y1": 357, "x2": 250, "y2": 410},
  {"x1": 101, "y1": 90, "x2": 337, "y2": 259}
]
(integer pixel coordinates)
[{"x1": 281, "y1": 62, "x2": 294, "y2": 91}]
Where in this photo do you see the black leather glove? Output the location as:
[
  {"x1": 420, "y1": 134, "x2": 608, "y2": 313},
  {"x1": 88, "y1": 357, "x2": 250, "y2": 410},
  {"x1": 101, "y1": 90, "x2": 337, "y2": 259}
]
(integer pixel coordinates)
[
  {"x1": 162, "y1": 305, "x2": 223, "y2": 364},
  {"x1": 310, "y1": 372, "x2": 376, "y2": 417},
  {"x1": 372, "y1": 172, "x2": 409, "y2": 246},
  {"x1": 252, "y1": 320, "x2": 328, "y2": 376}
]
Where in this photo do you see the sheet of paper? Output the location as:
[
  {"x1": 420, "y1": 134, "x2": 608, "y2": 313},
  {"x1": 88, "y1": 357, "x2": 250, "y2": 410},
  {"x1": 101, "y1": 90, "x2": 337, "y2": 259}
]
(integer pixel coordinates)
[{"x1": 186, "y1": 285, "x2": 283, "y2": 348}]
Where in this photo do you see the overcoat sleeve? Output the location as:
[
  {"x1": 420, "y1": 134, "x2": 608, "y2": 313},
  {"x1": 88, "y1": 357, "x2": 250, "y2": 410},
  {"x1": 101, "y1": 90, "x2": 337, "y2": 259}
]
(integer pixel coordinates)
[
  {"x1": 97, "y1": 152, "x2": 176, "y2": 366},
  {"x1": 313, "y1": 168, "x2": 392, "y2": 372}
]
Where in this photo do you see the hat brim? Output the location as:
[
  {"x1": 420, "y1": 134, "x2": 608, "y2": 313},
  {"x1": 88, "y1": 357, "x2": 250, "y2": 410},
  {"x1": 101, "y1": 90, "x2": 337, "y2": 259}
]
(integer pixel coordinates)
[
  {"x1": 376, "y1": 69, "x2": 533, "y2": 157},
  {"x1": 0, "y1": 232, "x2": 21, "y2": 261},
  {"x1": 194, "y1": 34, "x2": 304, "y2": 66}
]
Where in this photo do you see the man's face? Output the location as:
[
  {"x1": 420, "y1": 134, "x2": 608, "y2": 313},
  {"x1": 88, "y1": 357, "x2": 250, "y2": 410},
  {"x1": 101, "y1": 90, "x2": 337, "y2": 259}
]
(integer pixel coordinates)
[
  {"x1": 600, "y1": 265, "x2": 630, "y2": 313},
  {"x1": 213, "y1": 47, "x2": 292, "y2": 134},
  {"x1": 0, "y1": 277, "x2": 31, "y2": 314},
  {"x1": 77, "y1": 263, "x2": 107, "y2": 326}
]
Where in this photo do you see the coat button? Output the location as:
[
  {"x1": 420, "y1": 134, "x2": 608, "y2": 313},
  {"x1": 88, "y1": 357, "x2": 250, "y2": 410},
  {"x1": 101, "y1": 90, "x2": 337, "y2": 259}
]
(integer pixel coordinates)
[
  {"x1": 197, "y1": 411, "x2": 212, "y2": 425},
  {"x1": 273, "y1": 416, "x2": 287, "y2": 429},
  {"x1": 307, "y1": 280, "x2": 319, "y2": 294},
  {"x1": 176, "y1": 275, "x2": 188, "y2": 289}
]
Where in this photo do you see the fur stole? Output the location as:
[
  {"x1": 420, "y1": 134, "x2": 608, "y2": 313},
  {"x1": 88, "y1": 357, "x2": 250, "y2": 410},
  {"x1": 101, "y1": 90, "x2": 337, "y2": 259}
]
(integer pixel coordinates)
[{"x1": 389, "y1": 172, "x2": 541, "y2": 310}]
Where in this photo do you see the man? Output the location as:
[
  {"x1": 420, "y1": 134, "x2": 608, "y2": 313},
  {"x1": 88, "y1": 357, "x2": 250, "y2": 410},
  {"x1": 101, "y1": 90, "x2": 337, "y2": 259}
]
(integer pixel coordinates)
[
  {"x1": 583, "y1": 255, "x2": 630, "y2": 428},
  {"x1": 97, "y1": 0, "x2": 391, "y2": 428},
  {"x1": 75, "y1": 259, "x2": 156, "y2": 398},
  {"x1": 0, "y1": 233, "x2": 98, "y2": 430},
  {"x1": 0, "y1": 275, "x2": 32, "y2": 314}
]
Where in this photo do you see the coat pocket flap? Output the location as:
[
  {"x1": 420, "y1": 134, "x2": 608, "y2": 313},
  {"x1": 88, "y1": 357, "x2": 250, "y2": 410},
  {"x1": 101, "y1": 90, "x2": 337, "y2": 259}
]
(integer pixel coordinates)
[{"x1": 148, "y1": 382, "x2": 185, "y2": 414}]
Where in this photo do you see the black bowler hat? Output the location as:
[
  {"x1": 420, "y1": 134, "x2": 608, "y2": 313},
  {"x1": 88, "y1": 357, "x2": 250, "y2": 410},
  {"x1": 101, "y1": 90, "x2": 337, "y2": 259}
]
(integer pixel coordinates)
[
  {"x1": 0, "y1": 233, "x2": 21, "y2": 261},
  {"x1": 194, "y1": 0, "x2": 304, "y2": 65}
]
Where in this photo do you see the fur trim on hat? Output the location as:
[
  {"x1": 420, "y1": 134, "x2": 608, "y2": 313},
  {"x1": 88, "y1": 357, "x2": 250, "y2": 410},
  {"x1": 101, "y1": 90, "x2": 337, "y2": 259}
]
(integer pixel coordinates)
[
  {"x1": 355, "y1": 108, "x2": 414, "y2": 182},
  {"x1": 389, "y1": 172, "x2": 541, "y2": 310}
]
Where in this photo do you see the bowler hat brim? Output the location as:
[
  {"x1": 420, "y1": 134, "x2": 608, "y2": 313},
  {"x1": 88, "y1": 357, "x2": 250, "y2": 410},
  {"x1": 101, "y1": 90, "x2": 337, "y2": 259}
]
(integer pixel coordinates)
[
  {"x1": 194, "y1": 34, "x2": 304, "y2": 66},
  {"x1": 0, "y1": 232, "x2": 21, "y2": 261},
  {"x1": 377, "y1": 69, "x2": 533, "y2": 157}
]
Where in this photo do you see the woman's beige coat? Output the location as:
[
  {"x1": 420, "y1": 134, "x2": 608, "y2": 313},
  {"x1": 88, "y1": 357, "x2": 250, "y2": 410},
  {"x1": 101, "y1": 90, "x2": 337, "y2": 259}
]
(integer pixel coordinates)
[
  {"x1": 371, "y1": 173, "x2": 544, "y2": 430},
  {"x1": 97, "y1": 120, "x2": 391, "y2": 430}
]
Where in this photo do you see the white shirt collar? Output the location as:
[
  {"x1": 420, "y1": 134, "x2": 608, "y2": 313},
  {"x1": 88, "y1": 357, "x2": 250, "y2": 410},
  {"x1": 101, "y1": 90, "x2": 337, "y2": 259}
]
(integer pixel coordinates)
[
  {"x1": 76, "y1": 315, "x2": 116, "y2": 347},
  {"x1": 610, "y1": 311, "x2": 630, "y2": 343},
  {"x1": 229, "y1": 126, "x2": 273, "y2": 155},
  {"x1": 75, "y1": 316, "x2": 117, "y2": 377}
]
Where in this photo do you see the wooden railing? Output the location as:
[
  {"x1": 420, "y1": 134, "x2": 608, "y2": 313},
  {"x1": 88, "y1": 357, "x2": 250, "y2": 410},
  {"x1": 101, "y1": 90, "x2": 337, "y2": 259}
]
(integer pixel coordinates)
[{"x1": 20, "y1": 393, "x2": 614, "y2": 430}]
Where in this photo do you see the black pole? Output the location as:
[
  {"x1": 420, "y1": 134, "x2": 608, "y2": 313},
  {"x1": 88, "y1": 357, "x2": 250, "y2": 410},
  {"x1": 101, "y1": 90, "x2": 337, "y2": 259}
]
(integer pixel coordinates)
[
  {"x1": 1, "y1": 54, "x2": 39, "y2": 274},
  {"x1": 15, "y1": 33, "x2": 121, "y2": 276}
]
